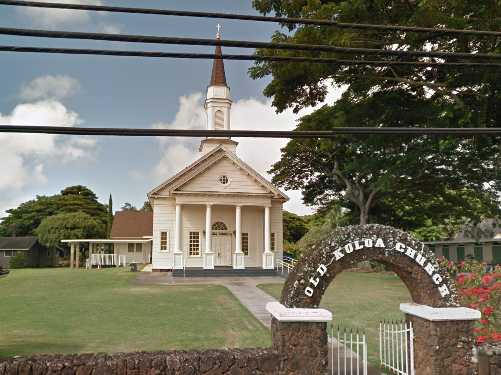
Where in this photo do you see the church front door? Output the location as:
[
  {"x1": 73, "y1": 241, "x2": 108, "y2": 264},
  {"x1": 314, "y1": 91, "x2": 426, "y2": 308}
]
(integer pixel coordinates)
[{"x1": 212, "y1": 232, "x2": 232, "y2": 266}]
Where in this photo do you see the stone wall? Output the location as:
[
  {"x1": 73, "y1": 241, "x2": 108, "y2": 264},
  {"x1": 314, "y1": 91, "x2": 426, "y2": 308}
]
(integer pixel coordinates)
[
  {"x1": 478, "y1": 346, "x2": 501, "y2": 375},
  {"x1": 0, "y1": 349, "x2": 281, "y2": 375},
  {"x1": 405, "y1": 314, "x2": 476, "y2": 375}
]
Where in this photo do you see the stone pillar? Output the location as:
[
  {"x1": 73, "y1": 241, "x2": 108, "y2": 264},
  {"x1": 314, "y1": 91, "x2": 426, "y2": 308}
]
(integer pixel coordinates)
[
  {"x1": 262, "y1": 206, "x2": 274, "y2": 269},
  {"x1": 173, "y1": 203, "x2": 183, "y2": 269},
  {"x1": 233, "y1": 205, "x2": 245, "y2": 269},
  {"x1": 400, "y1": 303, "x2": 480, "y2": 375},
  {"x1": 70, "y1": 243, "x2": 74, "y2": 269},
  {"x1": 267, "y1": 302, "x2": 331, "y2": 375},
  {"x1": 203, "y1": 204, "x2": 214, "y2": 269}
]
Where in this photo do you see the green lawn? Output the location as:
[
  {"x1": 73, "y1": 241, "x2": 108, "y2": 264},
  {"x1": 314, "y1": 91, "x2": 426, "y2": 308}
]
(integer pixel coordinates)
[
  {"x1": 0, "y1": 268, "x2": 270, "y2": 358},
  {"x1": 258, "y1": 271, "x2": 411, "y2": 367}
]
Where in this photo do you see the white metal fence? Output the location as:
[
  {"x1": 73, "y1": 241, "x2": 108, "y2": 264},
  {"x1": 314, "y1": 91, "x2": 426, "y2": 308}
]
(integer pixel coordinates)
[
  {"x1": 379, "y1": 321, "x2": 415, "y2": 375},
  {"x1": 332, "y1": 327, "x2": 368, "y2": 375},
  {"x1": 276, "y1": 255, "x2": 297, "y2": 275},
  {"x1": 87, "y1": 254, "x2": 127, "y2": 268}
]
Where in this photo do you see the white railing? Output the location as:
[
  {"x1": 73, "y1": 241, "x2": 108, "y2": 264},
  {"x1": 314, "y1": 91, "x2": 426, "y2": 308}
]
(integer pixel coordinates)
[
  {"x1": 333, "y1": 327, "x2": 368, "y2": 375},
  {"x1": 89, "y1": 254, "x2": 127, "y2": 268},
  {"x1": 379, "y1": 321, "x2": 415, "y2": 375},
  {"x1": 276, "y1": 256, "x2": 297, "y2": 275}
]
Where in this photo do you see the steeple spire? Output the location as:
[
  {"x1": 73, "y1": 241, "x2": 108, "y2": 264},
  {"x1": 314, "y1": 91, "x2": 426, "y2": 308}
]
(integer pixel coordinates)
[{"x1": 210, "y1": 24, "x2": 227, "y2": 87}]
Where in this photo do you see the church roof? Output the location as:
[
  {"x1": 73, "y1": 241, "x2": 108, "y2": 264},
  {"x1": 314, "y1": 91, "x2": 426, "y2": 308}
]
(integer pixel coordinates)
[
  {"x1": 110, "y1": 211, "x2": 153, "y2": 239},
  {"x1": 148, "y1": 146, "x2": 288, "y2": 201},
  {"x1": 210, "y1": 34, "x2": 227, "y2": 87}
]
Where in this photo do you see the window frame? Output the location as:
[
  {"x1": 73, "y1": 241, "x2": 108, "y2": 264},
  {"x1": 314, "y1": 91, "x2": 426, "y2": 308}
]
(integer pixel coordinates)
[
  {"x1": 188, "y1": 231, "x2": 201, "y2": 257},
  {"x1": 271, "y1": 233, "x2": 276, "y2": 251},
  {"x1": 442, "y1": 246, "x2": 450, "y2": 260},
  {"x1": 242, "y1": 233, "x2": 249, "y2": 256},
  {"x1": 135, "y1": 243, "x2": 143, "y2": 253},
  {"x1": 127, "y1": 243, "x2": 135, "y2": 253},
  {"x1": 474, "y1": 245, "x2": 483, "y2": 262},
  {"x1": 160, "y1": 231, "x2": 169, "y2": 252}
]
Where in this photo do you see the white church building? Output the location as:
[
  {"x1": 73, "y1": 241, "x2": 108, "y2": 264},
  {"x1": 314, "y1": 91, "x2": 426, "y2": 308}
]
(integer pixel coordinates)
[{"x1": 63, "y1": 32, "x2": 288, "y2": 273}]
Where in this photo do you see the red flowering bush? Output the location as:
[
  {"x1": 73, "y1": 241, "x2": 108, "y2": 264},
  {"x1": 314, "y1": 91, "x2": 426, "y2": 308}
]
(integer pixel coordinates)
[{"x1": 439, "y1": 258, "x2": 501, "y2": 345}]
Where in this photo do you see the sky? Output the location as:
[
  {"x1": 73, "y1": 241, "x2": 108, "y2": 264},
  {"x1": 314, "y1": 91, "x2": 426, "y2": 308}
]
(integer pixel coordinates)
[{"x1": 0, "y1": 0, "x2": 343, "y2": 217}]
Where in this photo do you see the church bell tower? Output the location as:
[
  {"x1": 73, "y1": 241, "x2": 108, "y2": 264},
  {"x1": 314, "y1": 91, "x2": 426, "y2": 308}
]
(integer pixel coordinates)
[{"x1": 199, "y1": 25, "x2": 238, "y2": 154}]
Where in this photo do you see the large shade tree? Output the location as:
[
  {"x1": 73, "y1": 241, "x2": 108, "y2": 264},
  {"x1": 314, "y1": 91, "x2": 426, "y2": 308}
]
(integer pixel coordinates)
[
  {"x1": 251, "y1": 0, "x2": 501, "y2": 227},
  {"x1": 0, "y1": 186, "x2": 107, "y2": 236}
]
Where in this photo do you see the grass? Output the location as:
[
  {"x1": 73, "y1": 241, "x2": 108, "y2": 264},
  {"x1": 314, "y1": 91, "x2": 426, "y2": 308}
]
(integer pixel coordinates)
[
  {"x1": 0, "y1": 268, "x2": 270, "y2": 358},
  {"x1": 258, "y1": 271, "x2": 411, "y2": 367}
]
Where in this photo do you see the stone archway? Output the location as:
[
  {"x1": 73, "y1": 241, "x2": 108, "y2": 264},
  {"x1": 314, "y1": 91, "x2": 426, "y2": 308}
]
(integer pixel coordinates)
[{"x1": 274, "y1": 224, "x2": 478, "y2": 375}]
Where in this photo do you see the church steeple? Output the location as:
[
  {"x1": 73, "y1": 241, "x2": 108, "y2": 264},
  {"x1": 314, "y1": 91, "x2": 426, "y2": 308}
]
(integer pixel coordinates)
[{"x1": 200, "y1": 25, "x2": 238, "y2": 154}]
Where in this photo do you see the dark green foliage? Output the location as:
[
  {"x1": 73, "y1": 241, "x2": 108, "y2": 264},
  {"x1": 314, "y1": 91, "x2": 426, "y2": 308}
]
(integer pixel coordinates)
[
  {"x1": 283, "y1": 211, "x2": 308, "y2": 243},
  {"x1": 9, "y1": 252, "x2": 27, "y2": 269},
  {"x1": 252, "y1": 0, "x2": 501, "y2": 227},
  {"x1": 0, "y1": 186, "x2": 107, "y2": 237},
  {"x1": 121, "y1": 203, "x2": 137, "y2": 211},
  {"x1": 36, "y1": 212, "x2": 104, "y2": 249},
  {"x1": 106, "y1": 194, "x2": 113, "y2": 238},
  {"x1": 141, "y1": 201, "x2": 152, "y2": 212}
]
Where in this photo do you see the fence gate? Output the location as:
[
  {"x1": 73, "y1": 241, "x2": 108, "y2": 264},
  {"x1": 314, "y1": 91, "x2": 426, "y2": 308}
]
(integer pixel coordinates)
[
  {"x1": 332, "y1": 327, "x2": 368, "y2": 375},
  {"x1": 379, "y1": 320, "x2": 415, "y2": 375}
]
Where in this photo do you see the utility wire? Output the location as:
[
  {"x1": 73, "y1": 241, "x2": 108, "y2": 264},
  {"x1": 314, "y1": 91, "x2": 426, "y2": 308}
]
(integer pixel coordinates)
[
  {"x1": 0, "y1": 0, "x2": 500, "y2": 37},
  {"x1": 1, "y1": 126, "x2": 500, "y2": 137},
  {"x1": 2, "y1": 45, "x2": 501, "y2": 68},
  {"x1": 0, "y1": 27, "x2": 499, "y2": 60}
]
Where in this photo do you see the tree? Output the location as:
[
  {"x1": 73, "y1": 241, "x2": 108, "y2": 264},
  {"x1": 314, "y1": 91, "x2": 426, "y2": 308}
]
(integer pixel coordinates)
[
  {"x1": 121, "y1": 203, "x2": 137, "y2": 211},
  {"x1": 283, "y1": 211, "x2": 308, "y2": 243},
  {"x1": 106, "y1": 194, "x2": 113, "y2": 238},
  {"x1": 252, "y1": 0, "x2": 501, "y2": 226},
  {"x1": 141, "y1": 201, "x2": 152, "y2": 212},
  {"x1": 36, "y1": 212, "x2": 104, "y2": 250},
  {"x1": 0, "y1": 186, "x2": 107, "y2": 236}
]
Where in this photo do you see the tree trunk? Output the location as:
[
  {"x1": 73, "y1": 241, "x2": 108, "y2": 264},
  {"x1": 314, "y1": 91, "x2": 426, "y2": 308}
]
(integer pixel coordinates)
[{"x1": 359, "y1": 208, "x2": 369, "y2": 225}]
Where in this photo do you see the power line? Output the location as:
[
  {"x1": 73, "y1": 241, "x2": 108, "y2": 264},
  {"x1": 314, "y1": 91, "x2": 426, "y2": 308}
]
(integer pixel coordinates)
[
  {"x1": 1, "y1": 0, "x2": 500, "y2": 37},
  {"x1": 0, "y1": 27, "x2": 499, "y2": 61},
  {"x1": 1, "y1": 126, "x2": 500, "y2": 137},
  {"x1": 2, "y1": 45, "x2": 501, "y2": 68}
]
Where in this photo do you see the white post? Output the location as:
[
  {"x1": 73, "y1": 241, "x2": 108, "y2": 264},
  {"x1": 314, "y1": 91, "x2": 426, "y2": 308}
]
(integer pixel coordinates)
[
  {"x1": 203, "y1": 204, "x2": 214, "y2": 269},
  {"x1": 70, "y1": 243, "x2": 74, "y2": 269},
  {"x1": 173, "y1": 203, "x2": 184, "y2": 269},
  {"x1": 262, "y1": 205, "x2": 274, "y2": 269},
  {"x1": 233, "y1": 205, "x2": 244, "y2": 269},
  {"x1": 75, "y1": 242, "x2": 80, "y2": 269}
]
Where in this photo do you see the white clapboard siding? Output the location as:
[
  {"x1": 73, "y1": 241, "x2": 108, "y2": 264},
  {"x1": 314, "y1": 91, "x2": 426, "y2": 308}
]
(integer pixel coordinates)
[
  {"x1": 151, "y1": 198, "x2": 176, "y2": 269},
  {"x1": 178, "y1": 157, "x2": 270, "y2": 194}
]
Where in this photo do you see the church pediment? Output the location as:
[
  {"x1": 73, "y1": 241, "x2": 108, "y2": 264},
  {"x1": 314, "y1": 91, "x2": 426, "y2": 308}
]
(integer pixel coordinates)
[{"x1": 148, "y1": 147, "x2": 288, "y2": 201}]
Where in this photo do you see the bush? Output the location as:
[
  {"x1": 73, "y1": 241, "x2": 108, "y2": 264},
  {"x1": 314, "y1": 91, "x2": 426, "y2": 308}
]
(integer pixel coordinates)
[{"x1": 9, "y1": 252, "x2": 28, "y2": 269}]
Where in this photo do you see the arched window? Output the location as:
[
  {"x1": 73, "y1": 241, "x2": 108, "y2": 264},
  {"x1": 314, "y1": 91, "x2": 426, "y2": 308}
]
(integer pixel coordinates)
[
  {"x1": 214, "y1": 110, "x2": 225, "y2": 130},
  {"x1": 212, "y1": 222, "x2": 228, "y2": 231}
]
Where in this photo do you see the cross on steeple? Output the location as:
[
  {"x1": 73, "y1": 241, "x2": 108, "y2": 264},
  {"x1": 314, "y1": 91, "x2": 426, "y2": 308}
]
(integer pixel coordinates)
[{"x1": 217, "y1": 24, "x2": 222, "y2": 38}]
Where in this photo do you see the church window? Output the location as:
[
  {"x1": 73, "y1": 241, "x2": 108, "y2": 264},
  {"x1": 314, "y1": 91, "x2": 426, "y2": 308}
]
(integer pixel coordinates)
[
  {"x1": 218, "y1": 175, "x2": 230, "y2": 185},
  {"x1": 212, "y1": 222, "x2": 228, "y2": 231},
  {"x1": 242, "y1": 233, "x2": 249, "y2": 256},
  {"x1": 189, "y1": 232, "x2": 201, "y2": 256},
  {"x1": 214, "y1": 110, "x2": 225, "y2": 130},
  {"x1": 160, "y1": 231, "x2": 169, "y2": 251},
  {"x1": 271, "y1": 233, "x2": 276, "y2": 251}
]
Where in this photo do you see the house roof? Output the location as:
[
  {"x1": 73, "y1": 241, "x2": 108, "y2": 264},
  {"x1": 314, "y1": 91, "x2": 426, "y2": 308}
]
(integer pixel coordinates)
[
  {"x1": 210, "y1": 34, "x2": 227, "y2": 87},
  {"x1": 425, "y1": 218, "x2": 501, "y2": 245},
  {"x1": 148, "y1": 145, "x2": 289, "y2": 201},
  {"x1": 110, "y1": 211, "x2": 153, "y2": 239},
  {"x1": 0, "y1": 236, "x2": 38, "y2": 250}
]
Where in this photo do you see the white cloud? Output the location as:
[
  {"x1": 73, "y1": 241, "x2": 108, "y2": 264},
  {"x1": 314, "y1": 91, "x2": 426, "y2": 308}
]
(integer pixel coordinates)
[
  {"x1": 20, "y1": 75, "x2": 81, "y2": 101},
  {"x1": 148, "y1": 84, "x2": 346, "y2": 216},
  {"x1": 0, "y1": 91, "x2": 96, "y2": 214},
  {"x1": 17, "y1": 0, "x2": 121, "y2": 32}
]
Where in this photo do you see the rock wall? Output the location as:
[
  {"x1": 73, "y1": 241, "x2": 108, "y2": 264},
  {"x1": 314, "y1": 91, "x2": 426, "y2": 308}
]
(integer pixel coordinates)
[
  {"x1": 0, "y1": 349, "x2": 281, "y2": 375},
  {"x1": 478, "y1": 346, "x2": 501, "y2": 375}
]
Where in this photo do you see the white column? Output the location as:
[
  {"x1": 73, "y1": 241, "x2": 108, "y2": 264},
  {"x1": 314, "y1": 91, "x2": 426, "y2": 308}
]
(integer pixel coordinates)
[
  {"x1": 233, "y1": 205, "x2": 244, "y2": 269},
  {"x1": 203, "y1": 204, "x2": 214, "y2": 269},
  {"x1": 264, "y1": 206, "x2": 271, "y2": 253},
  {"x1": 262, "y1": 206, "x2": 274, "y2": 269},
  {"x1": 173, "y1": 203, "x2": 184, "y2": 269}
]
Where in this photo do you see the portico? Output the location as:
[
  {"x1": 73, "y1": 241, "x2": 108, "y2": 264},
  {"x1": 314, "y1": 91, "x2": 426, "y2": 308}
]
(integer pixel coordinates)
[{"x1": 171, "y1": 200, "x2": 275, "y2": 270}]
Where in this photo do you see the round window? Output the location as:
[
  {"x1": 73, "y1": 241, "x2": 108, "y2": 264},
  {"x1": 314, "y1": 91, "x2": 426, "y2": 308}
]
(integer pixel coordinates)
[{"x1": 218, "y1": 175, "x2": 230, "y2": 185}]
